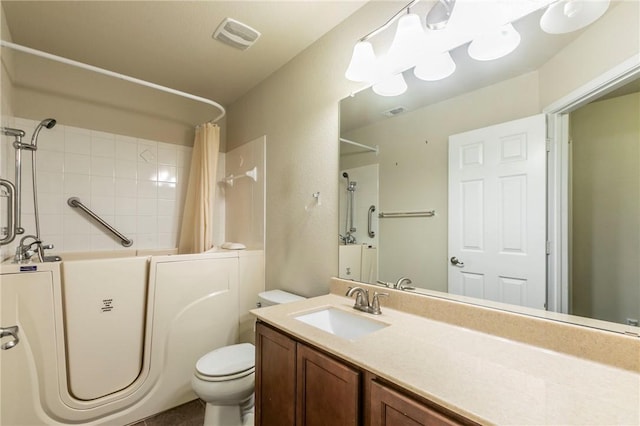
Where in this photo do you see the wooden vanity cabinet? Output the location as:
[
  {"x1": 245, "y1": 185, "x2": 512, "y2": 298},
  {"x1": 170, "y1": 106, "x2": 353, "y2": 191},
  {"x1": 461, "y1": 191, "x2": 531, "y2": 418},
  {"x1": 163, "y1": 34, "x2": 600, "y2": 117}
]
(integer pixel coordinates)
[
  {"x1": 255, "y1": 322, "x2": 296, "y2": 426},
  {"x1": 255, "y1": 321, "x2": 474, "y2": 426},
  {"x1": 255, "y1": 322, "x2": 360, "y2": 426},
  {"x1": 366, "y1": 376, "x2": 465, "y2": 426},
  {"x1": 296, "y1": 343, "x2": 360, "y2": 426}
]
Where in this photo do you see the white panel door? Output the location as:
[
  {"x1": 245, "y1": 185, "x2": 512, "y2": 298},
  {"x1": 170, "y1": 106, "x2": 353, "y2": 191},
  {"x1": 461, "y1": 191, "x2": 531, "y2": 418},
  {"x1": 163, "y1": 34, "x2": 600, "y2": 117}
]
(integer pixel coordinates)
[{"x1": 448, "y1": 114, "x2": 546, "y2": 310}]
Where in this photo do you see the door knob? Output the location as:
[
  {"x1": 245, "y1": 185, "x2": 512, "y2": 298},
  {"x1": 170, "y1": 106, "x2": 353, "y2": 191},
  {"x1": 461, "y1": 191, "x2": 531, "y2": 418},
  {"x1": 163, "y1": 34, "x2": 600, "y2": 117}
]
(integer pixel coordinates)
[
  {"x1": 450, "y1": 257, "x2": 465, "y2": 267},
  {"x1": 0, "y1": 325, "x2": 19, "y2": 350}
]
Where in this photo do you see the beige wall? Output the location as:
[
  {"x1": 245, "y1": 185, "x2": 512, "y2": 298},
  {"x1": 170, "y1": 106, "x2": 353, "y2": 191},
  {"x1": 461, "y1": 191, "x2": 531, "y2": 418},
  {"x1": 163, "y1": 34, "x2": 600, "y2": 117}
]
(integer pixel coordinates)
[
  {"x1": 226, "y1": 2, "x2": 398, "y2": 296},
  {"x1": 6, "y1": 53, "x2": 225, "y2": 148},
  {"x1": 570, "y1": 92, "x2": 640, "y2": 324},
  {"x1": 1, "y1": 5, "x2": 14, "y2": 119},
  {"x1": 341, "y1": 72, "x2": 540, "y2": 290}
]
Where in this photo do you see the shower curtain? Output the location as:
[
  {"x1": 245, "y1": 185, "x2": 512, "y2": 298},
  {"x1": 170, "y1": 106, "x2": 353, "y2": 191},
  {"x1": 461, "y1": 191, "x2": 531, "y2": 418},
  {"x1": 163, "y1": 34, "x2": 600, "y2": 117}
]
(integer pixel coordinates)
[{"x1": 178, "y1": 123, "x2": 220, "y2": 254}]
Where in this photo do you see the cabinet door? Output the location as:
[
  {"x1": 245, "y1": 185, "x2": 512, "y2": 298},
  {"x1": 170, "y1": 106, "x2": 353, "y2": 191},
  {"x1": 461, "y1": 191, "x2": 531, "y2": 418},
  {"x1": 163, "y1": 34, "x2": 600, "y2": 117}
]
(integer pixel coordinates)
[
  {"x1": 369, "y1": 380, "x2": 462, "y2": 426},
  {"x1": 296, "y1": 343, "x2": 360, "y2": 426},
  {"x1": 256, "y1": 322, "x2": 296, "y2": 426}
]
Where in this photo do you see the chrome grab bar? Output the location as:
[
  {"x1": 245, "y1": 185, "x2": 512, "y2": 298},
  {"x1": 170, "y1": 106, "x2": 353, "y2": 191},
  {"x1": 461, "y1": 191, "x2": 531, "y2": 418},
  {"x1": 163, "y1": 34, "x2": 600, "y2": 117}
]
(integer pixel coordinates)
[
  {"x1": 378, "y1": 210, "x2": 436, "y2": 218},
  {"x1": 0, "y1": 179, "x2": 17, "y2": 245},
  {"x1": 67, "y1": 197, "x2": 133, "y2": 247},
  {"x1": 0, "y1": 325, "x2": 19, "y2": 350},
  {"x1": 368, "y1": 205, "x2": 376, "y2": 238}
]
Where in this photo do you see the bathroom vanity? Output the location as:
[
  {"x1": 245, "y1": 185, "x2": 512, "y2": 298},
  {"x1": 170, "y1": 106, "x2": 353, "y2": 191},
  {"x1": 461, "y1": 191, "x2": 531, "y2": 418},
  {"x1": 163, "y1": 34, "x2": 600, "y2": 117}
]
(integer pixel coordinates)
[
  {"x1": 252, "y1": 279, "x2": 640, "y2": 425},
  {"x1": 255, "y1": 321, "x2": 473, "y2": 425}
]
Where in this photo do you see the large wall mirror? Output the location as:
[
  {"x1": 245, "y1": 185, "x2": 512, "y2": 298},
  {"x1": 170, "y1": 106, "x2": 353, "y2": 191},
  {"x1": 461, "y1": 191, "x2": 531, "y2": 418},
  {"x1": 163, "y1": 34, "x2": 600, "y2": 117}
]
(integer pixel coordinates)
[{"x1": 339, "y1": 0, "x2": 639, "y2": 332}]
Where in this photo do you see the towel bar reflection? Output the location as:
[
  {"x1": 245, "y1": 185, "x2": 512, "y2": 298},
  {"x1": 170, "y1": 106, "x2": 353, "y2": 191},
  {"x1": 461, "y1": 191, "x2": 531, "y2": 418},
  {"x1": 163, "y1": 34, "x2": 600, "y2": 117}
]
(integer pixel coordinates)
[
  {"x1": 67, "y1": 197, "x2": 133, "y2": 247},
  {"x1": 378, "y1": 210, "x2": 436, "y2": 218}
]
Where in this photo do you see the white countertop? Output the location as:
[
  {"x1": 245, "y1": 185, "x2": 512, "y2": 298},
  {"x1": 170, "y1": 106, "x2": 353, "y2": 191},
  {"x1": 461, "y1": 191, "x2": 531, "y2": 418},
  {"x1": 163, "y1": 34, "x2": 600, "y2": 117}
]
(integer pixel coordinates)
[{"x1": 252, "y1": 294, "x2": 640, "y2": 425}]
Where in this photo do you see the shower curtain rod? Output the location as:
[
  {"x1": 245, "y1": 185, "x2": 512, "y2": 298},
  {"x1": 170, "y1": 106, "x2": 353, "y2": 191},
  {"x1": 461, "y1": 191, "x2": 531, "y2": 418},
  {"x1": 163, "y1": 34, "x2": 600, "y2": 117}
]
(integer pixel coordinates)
[{"x1": 0, "y1": 40, "x2": 226, "y2": 123}]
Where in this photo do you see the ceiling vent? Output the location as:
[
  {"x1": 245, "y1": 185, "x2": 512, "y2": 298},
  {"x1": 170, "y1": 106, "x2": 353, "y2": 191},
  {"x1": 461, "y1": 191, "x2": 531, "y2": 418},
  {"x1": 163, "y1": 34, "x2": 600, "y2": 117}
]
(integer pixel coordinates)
[
  {"x1": 382, "y1": 106, "x2": 407, "y2": 117},
  {"x1": 212, "y1": 18, "x2": 261, "y2": 51}
]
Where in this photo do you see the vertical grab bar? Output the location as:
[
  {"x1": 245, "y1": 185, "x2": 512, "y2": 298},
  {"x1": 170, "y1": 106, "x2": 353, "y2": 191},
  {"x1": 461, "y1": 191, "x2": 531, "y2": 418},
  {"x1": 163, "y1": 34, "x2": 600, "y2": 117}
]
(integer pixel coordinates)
[
  {"x1": 0, "y1": 179, "x2": 16, "y2": 245},
  {"x1": 368, "y1": 205, "x2": 376, "y2": 238}
]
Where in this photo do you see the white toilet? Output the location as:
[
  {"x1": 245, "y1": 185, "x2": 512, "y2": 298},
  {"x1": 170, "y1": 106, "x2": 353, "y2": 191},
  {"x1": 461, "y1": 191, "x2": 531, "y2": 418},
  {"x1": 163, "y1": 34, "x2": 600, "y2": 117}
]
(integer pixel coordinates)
[{"x1": 191, "y1": 290, "x2": 305, "y2": 426}]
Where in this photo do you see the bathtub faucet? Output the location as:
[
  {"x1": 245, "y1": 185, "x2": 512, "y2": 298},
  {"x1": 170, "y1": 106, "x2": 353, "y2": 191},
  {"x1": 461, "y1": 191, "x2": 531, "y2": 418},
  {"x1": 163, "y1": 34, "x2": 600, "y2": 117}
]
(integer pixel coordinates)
[
  {"x1": 14, "y1": 235, "x2": 41, "y2": 263},
  {"x1": 13, "y1": 235, "x2": 58, "y2": 263}
]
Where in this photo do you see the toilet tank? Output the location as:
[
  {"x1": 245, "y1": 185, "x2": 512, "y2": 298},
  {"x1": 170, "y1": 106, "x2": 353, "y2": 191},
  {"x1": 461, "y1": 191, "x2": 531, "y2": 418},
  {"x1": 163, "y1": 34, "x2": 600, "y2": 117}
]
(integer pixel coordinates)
[{"x1": 257, "y1": 290, "x2": 305, "y2": 307}]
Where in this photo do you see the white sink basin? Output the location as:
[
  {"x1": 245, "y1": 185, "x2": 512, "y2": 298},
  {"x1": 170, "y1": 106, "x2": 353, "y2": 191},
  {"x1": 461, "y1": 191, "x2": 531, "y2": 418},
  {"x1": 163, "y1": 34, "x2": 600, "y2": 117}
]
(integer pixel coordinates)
[{"x1": 294, "y1": 307, "x2": 388, "y2": 340}]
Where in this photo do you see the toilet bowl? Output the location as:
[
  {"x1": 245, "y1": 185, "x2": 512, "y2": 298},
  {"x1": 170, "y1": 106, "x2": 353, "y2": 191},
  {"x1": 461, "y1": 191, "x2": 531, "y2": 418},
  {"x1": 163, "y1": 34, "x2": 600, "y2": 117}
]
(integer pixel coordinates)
[
  {"x1": 192, "y1": 290, "x2": 305, "y2": 426},
  {"x1": 191, "y1": 343, "x2": 255, "y2": 426}
]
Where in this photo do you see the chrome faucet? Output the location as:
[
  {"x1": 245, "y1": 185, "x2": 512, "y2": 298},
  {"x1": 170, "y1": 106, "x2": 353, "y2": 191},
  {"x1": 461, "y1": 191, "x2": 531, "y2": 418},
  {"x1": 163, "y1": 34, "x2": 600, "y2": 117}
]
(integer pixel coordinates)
[
  {"x1": 13, "y1": 235, "x2": 40, "y2": 263},
  {"x1": 395, "y1": 277, "x2": 414, "y2": 290},
  {"x1": 346, "y1": 286, "x2": 370, "y2": 310},
  {"x1": 346, "y1": 286, "x2": 388, "y2": 315},
  {"x1": 13, "y1": 235, "x2": 58, "y2": 263}
]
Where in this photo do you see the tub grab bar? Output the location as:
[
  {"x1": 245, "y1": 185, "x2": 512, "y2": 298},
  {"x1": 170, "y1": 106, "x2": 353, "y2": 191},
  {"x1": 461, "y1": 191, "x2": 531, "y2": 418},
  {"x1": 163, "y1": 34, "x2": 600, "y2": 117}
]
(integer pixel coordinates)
[
  {"x1": 67, "y1": 197, "x2": 133, "y2": 247},
  {"x1": 368, "y1": 205, "x2": 376, "y2": 238},
  {"x1": 0, "y1": 179, "x2": 16, "y2": 245}
]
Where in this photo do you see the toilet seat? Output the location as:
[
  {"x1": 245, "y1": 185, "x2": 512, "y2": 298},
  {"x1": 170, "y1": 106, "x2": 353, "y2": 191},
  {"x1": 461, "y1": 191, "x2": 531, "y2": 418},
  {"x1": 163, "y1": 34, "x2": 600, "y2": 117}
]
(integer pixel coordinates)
[{"x1": 195, "y1": 343, "x2": 255, "y2": 382}]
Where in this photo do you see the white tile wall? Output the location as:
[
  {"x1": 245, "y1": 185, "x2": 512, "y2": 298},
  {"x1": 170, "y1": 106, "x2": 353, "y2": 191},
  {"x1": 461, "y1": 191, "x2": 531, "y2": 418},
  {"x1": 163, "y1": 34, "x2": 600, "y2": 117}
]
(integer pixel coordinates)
[{"x1": 0, "y1": 117, "x2": 206, "y2": 256}]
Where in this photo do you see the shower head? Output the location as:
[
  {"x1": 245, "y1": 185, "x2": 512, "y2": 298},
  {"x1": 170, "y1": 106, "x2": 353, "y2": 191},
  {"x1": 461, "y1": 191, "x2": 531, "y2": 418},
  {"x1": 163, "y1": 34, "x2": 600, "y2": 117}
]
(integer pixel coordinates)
[
  {"x1": 42, "y1": 118, "x2": 57, "y2": 129},
  {"x1": 30, "y1": 118, "x2": 57, "y2": 147},
  {"x1": 342, "y1": 172, "x2": 349, "y2": 179}
]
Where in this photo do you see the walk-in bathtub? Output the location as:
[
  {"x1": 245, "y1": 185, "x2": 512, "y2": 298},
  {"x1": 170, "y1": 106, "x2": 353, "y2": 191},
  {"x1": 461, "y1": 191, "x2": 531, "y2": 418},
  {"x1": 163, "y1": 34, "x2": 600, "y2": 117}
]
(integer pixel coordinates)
[{"x1": 0, "y1": 248, "x2": 264, "y2": 425}]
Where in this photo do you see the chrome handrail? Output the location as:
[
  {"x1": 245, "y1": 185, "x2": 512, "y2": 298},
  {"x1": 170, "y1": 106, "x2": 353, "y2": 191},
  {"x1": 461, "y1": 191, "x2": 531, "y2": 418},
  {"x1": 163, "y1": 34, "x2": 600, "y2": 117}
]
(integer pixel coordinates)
[
  {"x1": 368, "y1": 205, "x2": 376, "y2": 238},
  {"x1": 67, "y1": 197, "x2": 133, "y2": 247},
  {"x1": 378, "y1": 210, "x2": 436, "y2": 218},
  {"x1": 0, "y1": 179, "x2": 16, "y2": 245}
]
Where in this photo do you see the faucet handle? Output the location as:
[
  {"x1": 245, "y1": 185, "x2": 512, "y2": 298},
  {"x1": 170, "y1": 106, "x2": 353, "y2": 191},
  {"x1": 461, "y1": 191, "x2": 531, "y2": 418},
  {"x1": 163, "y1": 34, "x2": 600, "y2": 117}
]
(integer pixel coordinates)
[
  {"x1": 371, "y1": 292, "x2": 389, "y2": 315},
  {"x1": 41, "y1": 243, "x2": 54, "y2": 250}
]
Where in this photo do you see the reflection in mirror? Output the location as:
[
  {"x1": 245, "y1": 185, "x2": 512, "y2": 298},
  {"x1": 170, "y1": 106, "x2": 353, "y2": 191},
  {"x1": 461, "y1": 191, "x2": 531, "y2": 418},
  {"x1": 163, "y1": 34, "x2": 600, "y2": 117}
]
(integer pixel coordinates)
[{"x1": 339, "y1": 0, "x2": 640, "y2": 330}]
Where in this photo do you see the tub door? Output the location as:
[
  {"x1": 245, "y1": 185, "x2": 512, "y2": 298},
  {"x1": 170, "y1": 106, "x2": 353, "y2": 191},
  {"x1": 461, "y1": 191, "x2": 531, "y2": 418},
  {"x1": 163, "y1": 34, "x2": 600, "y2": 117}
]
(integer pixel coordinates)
[{"x1": 1, "y1": 269, "x2": 60, "y2": 425}]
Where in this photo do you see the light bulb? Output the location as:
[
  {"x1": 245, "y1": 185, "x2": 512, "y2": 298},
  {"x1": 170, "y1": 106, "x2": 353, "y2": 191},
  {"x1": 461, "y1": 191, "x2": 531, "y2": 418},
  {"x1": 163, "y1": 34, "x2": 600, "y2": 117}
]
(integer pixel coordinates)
[
  {"x1": 414, "y1": 51, "x2": 456, "y2": 81},
  {"x1": 372, "y1": 73, "x2": 407, "y2": 97},
  {"x1": 468, "y1": 23, "x2": 521, "y2": 61},
  {"x1": 540, "y1": 0, "x2": 610, "y2": 34},
  {"x1": 345, "y1": 41, "x2": 377, "y2": 82},
  {"x1": 387, "y1": 13, "x2": 425, "y2": 73}
]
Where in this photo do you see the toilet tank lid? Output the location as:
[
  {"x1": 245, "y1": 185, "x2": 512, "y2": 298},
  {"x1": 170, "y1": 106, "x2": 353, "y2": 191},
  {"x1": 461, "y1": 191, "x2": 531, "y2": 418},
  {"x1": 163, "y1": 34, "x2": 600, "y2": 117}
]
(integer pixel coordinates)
[
  {"x1": 258, "y1": 289, "x2": 306, "y2": 305},
  {"x1": 196, "y1": 343, "x2": 255, "y2": 377}
]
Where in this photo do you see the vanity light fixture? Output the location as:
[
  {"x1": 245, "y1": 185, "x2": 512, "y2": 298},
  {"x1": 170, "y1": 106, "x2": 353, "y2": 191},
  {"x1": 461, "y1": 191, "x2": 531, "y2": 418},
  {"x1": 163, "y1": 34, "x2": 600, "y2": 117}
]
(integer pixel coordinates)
[
  {"x1": 540, "y1": 0, "x2": 610, "y2": 34},
  {"x1": 373, "y1": 73, "x2": 408, "y2": 97},
  {"x1": 344, "y1": 41, "x2": 377, "y2": 83},
  {"x1": 344, "y1": 0, "x2": 611, "y2": 97},
  {"x1": 468, "y1": 23, "x2": 522, "y2": 61},
  {"x1": 386, "y1": 12, "x2": 426, "y2": 74},
  {"x1": 425, "y1": 0, "x2": 456, "y2": 30},
  {"x1": 414, "y1": 50, "x2": 456, "y2": 81}
]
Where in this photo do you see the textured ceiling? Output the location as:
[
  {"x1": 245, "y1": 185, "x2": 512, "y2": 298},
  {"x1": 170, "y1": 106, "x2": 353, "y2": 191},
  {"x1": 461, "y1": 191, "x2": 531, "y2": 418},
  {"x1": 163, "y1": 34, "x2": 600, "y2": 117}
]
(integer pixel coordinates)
[{"x1": 2, "y1": 1, "x2": 366, "y2": 107}]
